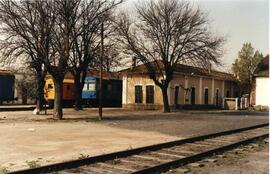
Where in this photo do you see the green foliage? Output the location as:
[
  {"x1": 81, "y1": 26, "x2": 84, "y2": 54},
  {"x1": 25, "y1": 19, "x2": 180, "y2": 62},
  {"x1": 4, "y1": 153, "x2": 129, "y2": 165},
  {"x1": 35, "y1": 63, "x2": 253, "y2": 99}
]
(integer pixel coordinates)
[
  {"x1": 25, "y1": 160, "x2": 40, "y2": 168},
  {"x1": 78, "y1": 153, "x2": 90, "y2": 159},
  {"x1": 232, "y1": 43, "x2": 263, "y2": 85},
  {"x1": 0, "y1": 165, "x2": 8, "y2": 174}
]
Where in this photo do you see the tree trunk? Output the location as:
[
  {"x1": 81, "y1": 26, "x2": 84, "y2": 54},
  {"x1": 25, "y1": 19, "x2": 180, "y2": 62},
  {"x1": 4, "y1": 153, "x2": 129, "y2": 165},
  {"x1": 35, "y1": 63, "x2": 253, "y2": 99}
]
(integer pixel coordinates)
[
  {"x1": 52, "y1": 76, "x2": 64, "y2": 119},
  {"x1": 161, "y1": 86, "x2": 170, "y2": 112},
  {"x1": 21, "y1": 83, "x2": 27, "y2": 104},
  {"x1": 74, "y1": 74, "x2": 82, "y2": 111},
  {"x1": 36, "y1": 72, "x2": 46, "y2": 114},
  {"x1": 248, "y1": 81, "x2": 251, "y2": 107}
]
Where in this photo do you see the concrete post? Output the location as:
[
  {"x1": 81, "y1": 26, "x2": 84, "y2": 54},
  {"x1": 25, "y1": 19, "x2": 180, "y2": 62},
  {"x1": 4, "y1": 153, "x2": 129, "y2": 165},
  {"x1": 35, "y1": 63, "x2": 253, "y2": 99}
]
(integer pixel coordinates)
[{"x1": 211, "y1": 78, "x2": 215, "y2": 104}]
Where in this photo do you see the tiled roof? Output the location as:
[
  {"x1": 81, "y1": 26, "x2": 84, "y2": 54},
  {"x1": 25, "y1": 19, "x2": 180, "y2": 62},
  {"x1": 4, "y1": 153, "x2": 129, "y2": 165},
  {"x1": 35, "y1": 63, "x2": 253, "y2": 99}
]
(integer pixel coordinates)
[
  {"x1": 87, "y1": 69, "x2": 122, "y2": 80},
  {"x1": 120, "y1": 61, "x2": 236, "y2": 81},
  {"x1": 0, "y1": 69, "x2": 13, "y2": 76},
  {"x1": 46, "y1": 69, "x2": 122, "y2": 80}
]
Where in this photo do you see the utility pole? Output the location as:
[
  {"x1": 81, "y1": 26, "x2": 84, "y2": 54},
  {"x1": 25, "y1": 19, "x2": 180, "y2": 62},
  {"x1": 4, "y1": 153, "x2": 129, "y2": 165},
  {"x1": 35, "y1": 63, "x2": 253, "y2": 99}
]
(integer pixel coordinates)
[{"x1": 98, "y1": 20, "x2": 104, "y2": 120}]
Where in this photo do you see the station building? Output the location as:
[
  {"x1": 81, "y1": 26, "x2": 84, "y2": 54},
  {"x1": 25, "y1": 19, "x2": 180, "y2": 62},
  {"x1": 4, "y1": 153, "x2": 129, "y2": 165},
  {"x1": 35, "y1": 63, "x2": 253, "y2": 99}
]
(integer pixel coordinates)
[{"x1": 121, "y1": 62, "x2": 238, "y2": 110}]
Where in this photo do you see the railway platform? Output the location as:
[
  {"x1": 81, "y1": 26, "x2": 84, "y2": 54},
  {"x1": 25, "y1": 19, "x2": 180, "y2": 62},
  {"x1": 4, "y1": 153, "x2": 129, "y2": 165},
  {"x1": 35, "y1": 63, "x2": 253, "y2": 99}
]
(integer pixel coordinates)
[{"x1": 0, "y1": 105, "x2": 35, "y2": 111}]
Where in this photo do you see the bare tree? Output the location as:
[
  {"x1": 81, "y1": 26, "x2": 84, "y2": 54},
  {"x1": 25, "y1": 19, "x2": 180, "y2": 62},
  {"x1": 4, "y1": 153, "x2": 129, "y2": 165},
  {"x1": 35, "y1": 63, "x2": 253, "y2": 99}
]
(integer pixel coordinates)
[
  {"x1": 0, "y1": 0, "x2": 55, "y2": 114},
  {"x1": 68, "y1": 0, "x2": 122, "y2": 111},
  {"x1": 115, "y1": 0, "x2": 225, "y2": 112},
  {"x1": 39, "y1": 0, "x2": 81, "y2": 119},
  {"x1": 92, "y1": 38, "x2": 123, "y2": 72}
]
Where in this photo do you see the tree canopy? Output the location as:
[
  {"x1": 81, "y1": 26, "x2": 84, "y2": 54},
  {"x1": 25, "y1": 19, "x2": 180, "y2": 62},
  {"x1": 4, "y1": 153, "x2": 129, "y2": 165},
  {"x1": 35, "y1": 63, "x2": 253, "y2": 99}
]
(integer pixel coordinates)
[
  {"x1": 232, "y1": 42, "x2": 263, "y2": 105},
  {"x1": 232, "y1": 43, "x2": 263, "y2": 85},
  {"x1": 115, "y1": 0, "x2": 225, "y2": 112}
]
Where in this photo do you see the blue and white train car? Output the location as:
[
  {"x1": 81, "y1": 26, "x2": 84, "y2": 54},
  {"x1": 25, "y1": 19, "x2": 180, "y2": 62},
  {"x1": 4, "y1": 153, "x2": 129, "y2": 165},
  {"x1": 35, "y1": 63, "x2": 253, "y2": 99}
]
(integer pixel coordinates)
[
  {"x1": 82, "y1": 76, "x2": 97, "y2": 105},
  {"x1": 82, "y1": 75, "x2": 122, "y2": 107}
]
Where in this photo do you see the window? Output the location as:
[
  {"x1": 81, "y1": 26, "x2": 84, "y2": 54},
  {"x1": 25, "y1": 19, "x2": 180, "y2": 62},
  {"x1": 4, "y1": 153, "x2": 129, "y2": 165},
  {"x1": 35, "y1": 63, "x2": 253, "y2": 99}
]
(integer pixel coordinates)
[
  {"x1": 191, "y1": 87, "x2": 195, "y2": 105},
  {"x1": 67, "y1": 85, "x2": 70, "y2": 90},
  {"x1": 88, "y1": 84, "x2": 95, "y2": 91},
  {"x1": 83, "y1": 84, "x2": 88, "y2": 91},
  {"x1": 226, "y1": 90, "x2": 230, "y2": 98},
  {"x1": 48, "y1": 84, "x2": 53, "y2": 89},
  {"x1": 135, "y1": 85, "x2": 143, "y2": 103},
  {"x1": 204, "y1": 88, "x2": 208, "y2": 104},
  {"x1": 215, "y1": 89, "x2": 219, "y2": 106},
  {"x1": 146, "y1": 85, "x2": 154, "y2": 104}
]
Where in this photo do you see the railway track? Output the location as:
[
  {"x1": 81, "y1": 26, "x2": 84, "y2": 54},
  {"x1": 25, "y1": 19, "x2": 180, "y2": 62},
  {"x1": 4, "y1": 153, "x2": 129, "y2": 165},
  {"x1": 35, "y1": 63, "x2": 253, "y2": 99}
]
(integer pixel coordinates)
[{"x1": 9, "y1": 123, "x2": 268, "y2": 174}]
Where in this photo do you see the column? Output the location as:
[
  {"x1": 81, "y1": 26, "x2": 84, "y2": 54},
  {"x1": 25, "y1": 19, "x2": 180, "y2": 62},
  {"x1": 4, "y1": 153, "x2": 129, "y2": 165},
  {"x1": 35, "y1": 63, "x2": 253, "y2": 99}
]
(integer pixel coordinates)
[
  {"x1": 211, "y1": 78, "x2": 215, "y2": 104},
  {"x1": 184, "y1": 76, "x2": 188, "y2": 104},
  {"x1": 199, "y1": 77, "x2": 202, "y2": 104},
  {"x1": 167, "y1": 82, "x2": 171, "y2": 106},
  {"x1": 122, "y1": 76, "x2": 127, "y2": 104}
]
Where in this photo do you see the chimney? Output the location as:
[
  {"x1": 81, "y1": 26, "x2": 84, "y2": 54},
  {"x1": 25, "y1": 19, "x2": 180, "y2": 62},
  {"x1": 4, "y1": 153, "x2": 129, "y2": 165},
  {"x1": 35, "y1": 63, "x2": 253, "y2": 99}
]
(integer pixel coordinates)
[
  {"x1": 208, "y1": 63, "x2": 212, "y2": 74},
  {"x1": 132, "y1": 56, "x2": 137, "y2": 69}
]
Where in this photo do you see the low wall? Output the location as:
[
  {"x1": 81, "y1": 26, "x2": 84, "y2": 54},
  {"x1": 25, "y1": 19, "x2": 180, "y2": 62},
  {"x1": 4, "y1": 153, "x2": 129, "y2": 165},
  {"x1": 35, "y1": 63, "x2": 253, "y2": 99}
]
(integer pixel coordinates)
[{"x1": 122, "y1": 104, "x2": 163, "y2": 110}]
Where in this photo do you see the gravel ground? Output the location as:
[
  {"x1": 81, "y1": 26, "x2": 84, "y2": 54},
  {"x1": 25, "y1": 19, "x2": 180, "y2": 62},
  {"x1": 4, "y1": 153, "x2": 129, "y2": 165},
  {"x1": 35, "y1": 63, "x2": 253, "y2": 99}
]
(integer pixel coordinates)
[
  {"x1": 0, "y1": 108, "x2": 268, "y2": 137},
  {"x1": 0, "y1": 108, "x2": 268, "y2": 172},
  {"x1": 166, "y1": 139, "x2": 269, "y2": 174},
  {"x1": 99, "y1": 110, "x2": 268, "y2": 137}
]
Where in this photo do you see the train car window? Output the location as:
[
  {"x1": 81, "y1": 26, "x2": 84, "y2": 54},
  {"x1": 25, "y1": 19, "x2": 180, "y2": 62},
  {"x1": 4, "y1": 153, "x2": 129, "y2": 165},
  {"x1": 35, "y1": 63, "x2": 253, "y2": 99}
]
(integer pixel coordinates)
[
  {"x1": 146, "y1": 85, "x2": 154, "y2": 104},
  {"x1": 135, "y1": 85, "x2": 143, "y2": 103},
  {"x1": 89, "y1": 84, "x2": 95, "y2": 91},
  {"x1": 48, "y1": 84, "x2": 53, "y2": 89},
  {"x1": 83, "y1": 84, "x2": 88, "y2": 91}
]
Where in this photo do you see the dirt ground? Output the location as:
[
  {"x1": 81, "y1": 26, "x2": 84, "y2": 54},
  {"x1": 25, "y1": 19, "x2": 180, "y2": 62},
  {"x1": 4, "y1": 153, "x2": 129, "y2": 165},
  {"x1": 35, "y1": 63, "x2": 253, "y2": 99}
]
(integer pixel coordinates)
[{"x1": 0, "y1": 108, "x2": 268, "y2": 172}]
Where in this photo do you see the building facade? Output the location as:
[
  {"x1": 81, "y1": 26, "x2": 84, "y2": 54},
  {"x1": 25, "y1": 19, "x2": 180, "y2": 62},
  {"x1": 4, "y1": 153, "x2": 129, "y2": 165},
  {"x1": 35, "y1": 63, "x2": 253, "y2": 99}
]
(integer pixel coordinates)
[
  {"x1": 251, "y1": 55, "x2": 269, "y2": 107},
  {"x1": 121, "y1": 63, "x2": 238, "y2": 110}
]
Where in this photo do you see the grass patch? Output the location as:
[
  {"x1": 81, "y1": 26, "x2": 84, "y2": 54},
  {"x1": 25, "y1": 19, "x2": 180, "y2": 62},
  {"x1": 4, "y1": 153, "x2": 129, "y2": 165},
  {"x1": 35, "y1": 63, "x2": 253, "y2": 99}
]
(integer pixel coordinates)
[
  {"x1": 78, "y1": 153, "x2": 90, "y2": 159},
  {"x1": 26, "y1": 160, "x2": 40, "y2": 168},
  {"x1": 189, "y1": 146, "x2": 204, "y2": 152},
  {"x1": 0, "y1": 165, "x2": 8, "y2": 174}
]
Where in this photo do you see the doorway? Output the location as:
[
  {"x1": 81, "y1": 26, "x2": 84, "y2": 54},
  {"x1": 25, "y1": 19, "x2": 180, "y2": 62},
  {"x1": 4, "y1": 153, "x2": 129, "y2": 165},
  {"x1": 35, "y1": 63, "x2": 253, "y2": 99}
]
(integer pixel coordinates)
[
  {"x1": 215, "y1": 89, "x2": 219, "y2": 106},
  {"x1": 204, "y1": 88, "x2": 208, "y2": 104},
  {"x1": 191, "y1": 87, "x2": 195, "y2": 105},
  {"x1": 174, "y1": 86, "x2": 179, "y2": 107}
]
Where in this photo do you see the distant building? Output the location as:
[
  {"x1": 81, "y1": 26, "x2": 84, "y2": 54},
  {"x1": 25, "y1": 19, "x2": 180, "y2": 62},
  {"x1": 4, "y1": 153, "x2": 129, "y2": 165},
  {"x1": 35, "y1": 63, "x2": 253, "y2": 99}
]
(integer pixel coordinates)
[
  {"x1": 121, "y1": 62, "x2": 238, "y2": 110},
  {"x1": 0, "y1": 70, "x2": 15, "y2": 104},
  {"x1": 251, "y1": 55, "x2": 269, "y2": 107}
]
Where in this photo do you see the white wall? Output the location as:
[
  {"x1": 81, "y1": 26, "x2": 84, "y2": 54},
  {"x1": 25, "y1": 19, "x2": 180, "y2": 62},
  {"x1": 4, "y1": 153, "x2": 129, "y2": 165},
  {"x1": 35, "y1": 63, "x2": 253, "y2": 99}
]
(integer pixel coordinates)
[{"x1": 256, "y1": 77, "x2": 270, "y2": 106}]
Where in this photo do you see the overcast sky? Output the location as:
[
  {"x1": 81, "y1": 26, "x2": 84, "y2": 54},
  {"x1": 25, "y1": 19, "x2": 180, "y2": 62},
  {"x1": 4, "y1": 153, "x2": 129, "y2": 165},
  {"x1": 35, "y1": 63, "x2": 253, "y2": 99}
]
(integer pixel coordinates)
[{"x1": 121, "y1": 0, "x2": 269, "y2": 71}]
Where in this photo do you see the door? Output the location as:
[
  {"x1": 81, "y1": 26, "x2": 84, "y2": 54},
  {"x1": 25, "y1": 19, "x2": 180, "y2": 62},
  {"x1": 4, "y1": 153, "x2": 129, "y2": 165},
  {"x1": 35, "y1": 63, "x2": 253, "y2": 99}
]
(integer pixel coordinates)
[
  {"x1": 146, "y1": 85, "x2": 154, "y2": 104},
  {"x1": 191, "y1": 87, "x2": 195, "y2": 105},
  {"x1": 174, "y1": 86, "x2": 179, "y2": 107},
  {"x1": 204, "y1": 88, "x2": 208, "y2": 104},
  {"x1": 215, "y1": 89, "x2": 219, "y2": 106}
]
